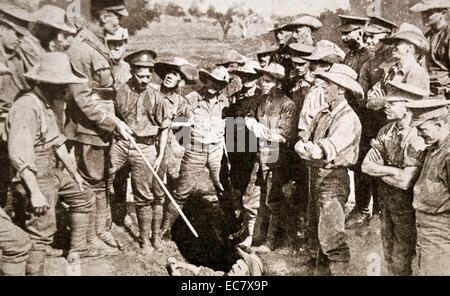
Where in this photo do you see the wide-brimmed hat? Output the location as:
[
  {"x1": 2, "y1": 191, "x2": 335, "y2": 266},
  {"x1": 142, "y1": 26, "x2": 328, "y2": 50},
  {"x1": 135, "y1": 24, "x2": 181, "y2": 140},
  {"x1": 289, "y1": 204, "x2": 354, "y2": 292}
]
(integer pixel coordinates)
[
  {"x1": 91, "y1": 0, "x2": 129, "y2": 17},
  {"x1": 232, "y1": 60, "x2": 262, "y2": 76},
  {"x1": 364, "y1": 16, "x2": 398, "y2": 34},
  {"x1": 216, "y1": 50, "x2": 247, "y2": 67},
  {"x1": 288, "y1": 43, "x2": 315, "y2": 64},
  {"x1": 199, "y1": 66, "x2": 230, "y2": 86},
  {"x1": 236, "y1": 247, "x2": 264, "y2": 276},
  {"x1": 24, "y1": 52, "x2": 88, "y2": 84},
  {"x1": 303, "y1": 40, "x2": 345, "y2": 64},
  {"x1": 317, "y1": 63, "x2": 363, "y2": 96},
  {"x1": 105, "y1": 26, "x2": 129, "y2": 41},
  {"x1": 411, "y1": 0, "x2": 450, "y2": 12},
  {"x1": 125, "y1": 50, "x2": 157, "y2": 67},
  {"x1": 384, "y1": 23, "x2": 430, "y2": 52},
  {"x1": 33, "y1": 5, "x2": 77, "y2": 34},
  {"x1": 338, "y1": 15, "x2": 369, "y2": 33},
  {"x1": 406, "y1": 97, "x2": 450, "y2": 126},
  {"x1": 0, "y1": 3, "x2": 34, "y2": 36},
  {"x1": 281, "y1": 14, "x2": 322, "y2": 31},
  {"x1": 384, "y1": 80, "x2": 430, "y2": 102},
  {"x1": 155, "y1": 57, "x2": 199, "y2": 84},
  {"x1": 256, "y1": 63, "x2": 285, "y2": 80}
]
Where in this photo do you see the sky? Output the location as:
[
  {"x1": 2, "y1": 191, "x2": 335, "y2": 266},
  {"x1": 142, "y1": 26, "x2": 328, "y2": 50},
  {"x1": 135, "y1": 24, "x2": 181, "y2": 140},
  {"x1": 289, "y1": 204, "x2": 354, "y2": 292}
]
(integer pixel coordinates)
[{"x1": 152, "y1": 0, "x2": 350, "y2": 18}]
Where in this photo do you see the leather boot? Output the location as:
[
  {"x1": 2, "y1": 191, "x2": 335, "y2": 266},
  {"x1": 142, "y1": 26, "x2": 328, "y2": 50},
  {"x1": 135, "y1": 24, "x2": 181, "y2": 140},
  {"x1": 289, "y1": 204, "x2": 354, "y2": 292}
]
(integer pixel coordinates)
[
  {"x1": 68, "y1": 212, "x2": 106, "y2": 262},
  {"x1": 26, "y1": 250, "x2": 45, "y2": 276},
  {"x1": 151, "y1": 204, "x2": 163, "y2": 251},
  {"x1": 95, "y1": 190, "x2": 120, "y2": 249},
  {"x1": 136, "y1": 205, "x2": 153, "y2": 255},
  {"x1": 255, "y1": 213, "x2": 282, "y2": 254},
  {"x1": 161, "y1": 204, "x2": 180, "y2": 240},
  {"x1": 1, "y1": 261, "x2": 26, "y2": 276}
]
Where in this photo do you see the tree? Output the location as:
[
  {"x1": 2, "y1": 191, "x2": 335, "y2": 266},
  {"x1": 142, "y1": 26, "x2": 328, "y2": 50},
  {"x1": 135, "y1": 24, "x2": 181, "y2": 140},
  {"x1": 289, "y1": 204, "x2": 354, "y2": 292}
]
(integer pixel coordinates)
[
  {"x1": 122, "y1": 0, "x2": 161, "y2": 35},
  {"x1": 207, "y1": 5, "x2": 263, "y2": 40},
  {"x1": 188, "y1": 1, "x2": 203, "y2": 18},
  {"x1": 165, "y1": 2, "x2": 186, "y2": 17}
]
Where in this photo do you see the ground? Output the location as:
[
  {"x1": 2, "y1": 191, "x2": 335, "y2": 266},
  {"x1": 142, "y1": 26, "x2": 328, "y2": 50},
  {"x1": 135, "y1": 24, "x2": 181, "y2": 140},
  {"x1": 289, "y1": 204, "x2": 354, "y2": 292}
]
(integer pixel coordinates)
[{"x1": 1, "y1": 16, "x2": 394, "y2": 277}]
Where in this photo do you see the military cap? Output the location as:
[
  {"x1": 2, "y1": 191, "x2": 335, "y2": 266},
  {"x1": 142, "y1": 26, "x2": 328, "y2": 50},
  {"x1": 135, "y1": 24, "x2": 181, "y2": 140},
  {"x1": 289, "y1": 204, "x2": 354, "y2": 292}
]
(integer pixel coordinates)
[
  {"x1": 105, "y1": 26, "x2": 129, "y2": 41},
  {"x1": 338, "y1": 15, "x2": 370, "y2": 33},
  {"x1": 124, "y1": 50, "x2": 157, "y2": 67},
  {"x1": 91, "y1": 0, "x2": 129, "y2": 17},
  {"x1": 288, "y1": 43, "x2": 315, "y2": 64},
  {"x1": 33, "y1": 5, "x2": 77, "y2": 34},
  {"x1": 232, "y1": 60, "x2": 262, "y2": 76},
  {"x1": 0, "y1": 3, "x2": 35, "y2": 36},
  {"x1": 405, "y1": 97, "x2": 450, "y2": 126},
  {"x1": 411, "y1": 0, "x2": 450, "y2": 12},
  {"x1": 216, "y1": 50, "x2": 247, "y2": 67},
  {"x1": 269, "y1": 21, "x2": 289, "y2": 33},
  {"x1": 281, "y1": 14, "x2": 323, "y2": 32},
  {"x1": 256, "y1": 42, "x2": 280, "y2": 57},
  {"x1": 365, "y1": 16, "x2": 398, "y2": 34}
]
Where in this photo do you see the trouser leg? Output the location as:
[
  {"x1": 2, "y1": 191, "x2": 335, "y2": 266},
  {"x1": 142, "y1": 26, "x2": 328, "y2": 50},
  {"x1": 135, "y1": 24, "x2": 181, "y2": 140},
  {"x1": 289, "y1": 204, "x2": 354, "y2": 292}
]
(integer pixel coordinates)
[{"x1": 0, "y1": 208, "x2": 31, "y2": 276}]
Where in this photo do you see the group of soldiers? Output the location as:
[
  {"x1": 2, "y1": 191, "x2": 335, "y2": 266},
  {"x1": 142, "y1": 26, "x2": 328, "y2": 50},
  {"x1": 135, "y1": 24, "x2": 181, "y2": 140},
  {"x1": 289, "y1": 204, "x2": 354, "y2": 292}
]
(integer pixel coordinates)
[{"x1": 1, "y1": 0, "x2": 450, "y2": 277}]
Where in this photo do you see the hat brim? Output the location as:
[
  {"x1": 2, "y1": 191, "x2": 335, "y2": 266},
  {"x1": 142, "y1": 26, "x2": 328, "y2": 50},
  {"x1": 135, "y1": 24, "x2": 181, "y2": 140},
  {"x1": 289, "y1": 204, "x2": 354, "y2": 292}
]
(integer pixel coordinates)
[
  {"x1": 155, "y1": 63, "x2": 197, "y2": 84},
  {"x1": 318, "y1": 72, "x2": 364, "y2": 95},
  {"x1": 304, "y1": 54, "x2": 343, "y2": 64},
  {"x1": 37, "y1": 20, "x2": 77, "y2": 35},
  {"x1": 410, "y1": 3, "x2": 450, "y2": 12},
  {"x1": 282, "y1": 22, "x2": 322, "y2": 31},
  {"x1": 291, "y1": 56, "x2": 309, "y2": 64},
  {"x1": 364, "y1": 26, "x2": 391, "y2": 34},
  {"x1": 256, "y1": 68, "x2": 285, "y2": 80},
  {"x1": 0, "y1": 18, "x2": 27, "y2": 36},
  {"x1": 383, "y1": 96, "x2": 411, "y2": 103},
  {"x1": 24, "y1": 63, "x2": 88, "y2": 85},
  {"x1": 199, "y1": 70, "x2": 228, "y2": 86},
  {"x1": 385, "y1": 33, "x2": 430, "y2": 52}
]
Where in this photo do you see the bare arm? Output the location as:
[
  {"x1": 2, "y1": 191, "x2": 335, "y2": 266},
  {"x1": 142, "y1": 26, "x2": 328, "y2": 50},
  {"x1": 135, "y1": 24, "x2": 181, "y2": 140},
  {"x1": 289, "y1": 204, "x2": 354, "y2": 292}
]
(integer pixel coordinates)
[{"x1": 381, "y1": 167, "x2": 421, "y2": 191}]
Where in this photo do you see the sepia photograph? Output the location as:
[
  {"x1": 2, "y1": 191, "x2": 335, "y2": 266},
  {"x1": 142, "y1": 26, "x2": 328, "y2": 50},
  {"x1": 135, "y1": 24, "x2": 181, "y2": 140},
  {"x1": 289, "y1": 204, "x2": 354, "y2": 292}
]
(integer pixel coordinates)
[{"x1": 1, "y1": 0, "x2": 450, "y2": 281}]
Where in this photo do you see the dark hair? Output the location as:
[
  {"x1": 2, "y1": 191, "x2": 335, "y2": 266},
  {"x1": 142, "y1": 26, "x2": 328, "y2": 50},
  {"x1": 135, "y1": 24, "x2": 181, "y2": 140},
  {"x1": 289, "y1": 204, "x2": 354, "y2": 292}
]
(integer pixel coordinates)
[{"x1": 32, "y1": 24, "x2": 60, "y2": 51}]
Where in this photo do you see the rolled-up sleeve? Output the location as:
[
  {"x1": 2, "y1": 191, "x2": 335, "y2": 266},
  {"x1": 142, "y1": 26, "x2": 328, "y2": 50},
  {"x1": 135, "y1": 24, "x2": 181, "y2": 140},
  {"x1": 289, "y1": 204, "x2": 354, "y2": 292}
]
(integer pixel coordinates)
[
  {"x1": 156, "y1": 94, "x2": 172, "y2": 130},
  {"x1": 7, "y1": 104, "x2": 39, "y2": 175},
  {"x1": 318, "y1": 114, "x2": 358, "y2": 164}
]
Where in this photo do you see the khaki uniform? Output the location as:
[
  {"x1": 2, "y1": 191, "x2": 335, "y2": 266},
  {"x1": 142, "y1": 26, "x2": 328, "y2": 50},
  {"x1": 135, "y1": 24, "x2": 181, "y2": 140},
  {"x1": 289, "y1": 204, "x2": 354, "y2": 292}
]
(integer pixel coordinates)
[
  {"x1": 371, "y1": 122, "x2": 426, "y2": 275},
  {"x1": 425, "y1": 24, "x2": 450, "y2": 96}
]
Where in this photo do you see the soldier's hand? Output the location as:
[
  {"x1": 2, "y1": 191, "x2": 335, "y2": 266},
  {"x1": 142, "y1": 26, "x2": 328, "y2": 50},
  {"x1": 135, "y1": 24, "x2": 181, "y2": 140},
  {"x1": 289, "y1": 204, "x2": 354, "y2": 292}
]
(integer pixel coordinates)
[
  {"x1": 116, "y1": 121, "x2": 134, "y2": 141},
  {"x1": 30, "y1": 191, "x2": 50, "y2": 216},
  {"x1": 295, "y1": 141, "x2": 311, "y2": 160},
  {"x1": 308, "y1": 144, "x2": 324, "y2": 160}
]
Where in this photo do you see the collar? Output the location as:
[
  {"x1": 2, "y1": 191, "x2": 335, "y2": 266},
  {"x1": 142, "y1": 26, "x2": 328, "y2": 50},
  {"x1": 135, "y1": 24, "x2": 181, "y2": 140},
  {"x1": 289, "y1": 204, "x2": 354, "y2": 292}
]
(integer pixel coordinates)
[
  {"x1": 32, "y1": 87, "x2": 53, "y2": 109},
  {"x1": 329, "y1": 100, "x2": 348, "y2": 117}
]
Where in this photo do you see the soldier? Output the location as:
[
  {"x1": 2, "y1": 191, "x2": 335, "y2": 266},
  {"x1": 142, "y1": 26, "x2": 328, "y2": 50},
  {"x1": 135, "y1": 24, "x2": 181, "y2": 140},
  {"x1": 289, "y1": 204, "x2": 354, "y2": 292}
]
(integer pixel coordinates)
[
  {"x1": 256, "y1": 41, "x2": 280, "y2": 69},
  {"x1": 65, "y1": 0, "x2": 133, "y2": 251},
  {"x1": 0, "y1": 6, "x2": 29, "y2": 222},
  {"x1": 105, "y1": 26, "x2": 131, "y2": 86},
  {"x1": 367, "y1": 23, "x2": 430, "y2": 111},
  {"x1": 286, "y1": 42, "x2": 315, "y2": 109},
  {"x1": 111, "y1": 50, "x2": 171, "y2": 255},
  {"x1": 348, "y1": 16, "x2": 398, "y2": 229},
  {"x1": 0, "y1": 2, "x2": 45, "y2": 71},
  {"x1": 0, "y1": 207, "x2": 31, "y2": 276},
  {"x1": 280, "y1": 14, "x2": 323, "y2": 46},
  {"x1": 226, "y1": 61, "x2": 262, "y2": 245},
  {"x1": 295, "y1": 64, "x2": 363, "y2": 275},
  {"x1": 153, "y1": 56, "x2": 198, "y2": 247},
  {"x1": 244, "y1": 63, "x2": 297, "y2": 252},
  {"x1": 160, "y1": 66, "x2": 230, "y2": 237},
  {"x1": 270, "y1": 22, "x2": 293, "y2": 47},
  {"x1": 339, "y1": 15, "x2": 371, "y2": 74},
  {"x1": 216, "y1": 50, "x2": 246, "y2": 99},
  {"x1": 407, "y1": 98, "x2": 450, "y2": 275},
  {"x1": 411, "y1": 0, "x2": 450, "y2": 97},
  {"x1": 4, "y1": 52, "x2": 106, "y2": 275},
  {"x1": 31, "y1": 5, "x2": 78, "y2": 53},
  {"x1": 298, "y1": 40, "x2": 346, "y2": 142},
  {"x1": 362, "y1": 81, "x2": 428, "y2": 276}
]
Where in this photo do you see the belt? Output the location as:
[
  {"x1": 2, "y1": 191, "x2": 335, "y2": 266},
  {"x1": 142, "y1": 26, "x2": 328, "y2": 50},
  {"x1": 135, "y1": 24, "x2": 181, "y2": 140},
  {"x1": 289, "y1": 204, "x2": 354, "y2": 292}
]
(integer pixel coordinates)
[{"x1": 190, "y1": 139, "x2": 222, "y2": 150}]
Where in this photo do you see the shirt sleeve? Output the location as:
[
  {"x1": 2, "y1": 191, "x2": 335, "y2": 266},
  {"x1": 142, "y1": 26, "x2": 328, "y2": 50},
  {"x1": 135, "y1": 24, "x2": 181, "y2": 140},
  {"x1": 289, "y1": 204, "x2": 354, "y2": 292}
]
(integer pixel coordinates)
[
  {"x1": 318, "y1": 112, "x2": 360, "y2": 164},
  {"x1": 7, "y1": 102, "x2": 39, "y2": 175},
  {"x1": 403, "y1": 133, "x2": 427, "y2": 167},
  {"x1": 279, "y1": 99, "x2": 297, "y2": 143},
  {"x1": 370, "y1": 125, "x2": 388, "y2": 157},
  {"x1": 67, "y1": 47, "x2": 118, "y2": 133},
  {"x1": 177, "y1": 95, "x2": 194, "y2": 120},
  {"x1": 155, "y1": 93, "x2": 172, "y2": 130}
]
